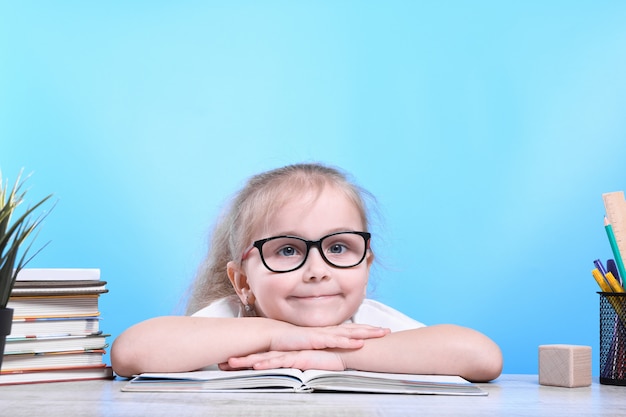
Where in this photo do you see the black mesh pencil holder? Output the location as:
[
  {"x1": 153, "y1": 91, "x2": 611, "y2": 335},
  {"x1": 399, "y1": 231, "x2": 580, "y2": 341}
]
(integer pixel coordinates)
[{"x1": 599, "y1": 292, "x2": 626, "y2": 385}]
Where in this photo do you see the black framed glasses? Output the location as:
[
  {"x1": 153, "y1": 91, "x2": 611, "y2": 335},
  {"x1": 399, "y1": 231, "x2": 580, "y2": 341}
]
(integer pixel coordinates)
[{"x1": 242, "y1": 231, "x2": 371, "y2": 273}]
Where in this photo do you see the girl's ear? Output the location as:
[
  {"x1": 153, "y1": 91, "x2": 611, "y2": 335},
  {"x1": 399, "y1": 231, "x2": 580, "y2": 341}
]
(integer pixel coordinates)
[{"x1": 227, "y1": 261, "x2": 255, "y2": 305}]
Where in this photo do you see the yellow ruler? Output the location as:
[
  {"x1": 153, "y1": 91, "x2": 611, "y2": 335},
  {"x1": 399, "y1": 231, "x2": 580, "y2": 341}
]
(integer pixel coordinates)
[{"x1": 603, "y1": 191, "x2": 626, "y2": 263}]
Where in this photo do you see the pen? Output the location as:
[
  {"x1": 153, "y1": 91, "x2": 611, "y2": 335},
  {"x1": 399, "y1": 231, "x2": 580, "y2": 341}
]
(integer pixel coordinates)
[
  {"x1": 593, "y1": 260, "x2": 622, "y2": 292},
  {"x1": 607, "y1": 259, "x2": 622, "y2": 286},
  {"x1": 595, "y1": 259, "x2": 608, "y2": 277},
  {"x1": 592, "y1": 268, "x2": 624, "y2": 293},
  {"x1": 605, "y1": 271, "x2": 625, "y2": 293},
  {"x1": 593, "y1": 268, "x2": 612, "y2": 292},
  {"x1": 604, "y1": 217, "x2": 626, "y2": 285}
]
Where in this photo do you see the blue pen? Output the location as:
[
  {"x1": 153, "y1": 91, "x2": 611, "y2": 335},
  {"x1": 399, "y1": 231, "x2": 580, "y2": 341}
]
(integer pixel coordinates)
[
  {"x1": 595, "y1": 259, "x2": 608, "y2": 276},
  {"x1": 607, "y1": 259, "x2": 622, "y2": 286}
]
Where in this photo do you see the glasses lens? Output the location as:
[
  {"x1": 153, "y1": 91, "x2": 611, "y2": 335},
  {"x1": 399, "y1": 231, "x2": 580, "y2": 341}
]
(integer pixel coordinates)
[
  {"x1": 260, "y1": 237, "x2": 308, "y2": 272},
  {"x1": 321, "y1": 232, "x2": 367, "y2": 267}
]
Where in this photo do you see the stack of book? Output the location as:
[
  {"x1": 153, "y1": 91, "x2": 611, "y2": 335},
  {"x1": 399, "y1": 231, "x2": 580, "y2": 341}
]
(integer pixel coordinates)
[{"x1": 0, "y1": 268, "x2": 113, "y2": 385}]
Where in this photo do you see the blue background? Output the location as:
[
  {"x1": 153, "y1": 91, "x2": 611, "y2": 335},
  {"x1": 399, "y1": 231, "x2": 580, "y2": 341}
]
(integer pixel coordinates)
[{"x1": 2, "y1": 1, "x2": 626, "y2": 376}]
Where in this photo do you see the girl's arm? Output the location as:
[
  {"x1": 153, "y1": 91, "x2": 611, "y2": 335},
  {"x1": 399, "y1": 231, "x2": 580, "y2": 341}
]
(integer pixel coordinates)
[
  {"x1": 227, "y1": 324, "x2": 502, "y2": 382},
  {"x1": 110, "y1": 316, "x2": 389, "y2": 377},
  {"x1": 341, "y1": 324, "x2": 503, "y2": 382}
]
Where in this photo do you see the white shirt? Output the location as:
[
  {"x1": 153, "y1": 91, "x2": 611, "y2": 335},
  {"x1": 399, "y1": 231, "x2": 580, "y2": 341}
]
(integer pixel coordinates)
[{"x1": 192, "y1": 296, "x2": 425, "y2": 332}]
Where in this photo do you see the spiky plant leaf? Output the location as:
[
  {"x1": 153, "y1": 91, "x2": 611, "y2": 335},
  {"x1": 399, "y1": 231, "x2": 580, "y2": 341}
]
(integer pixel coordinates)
[{"x1": 0, "y1": 170, "x2": 53, "y2": 308}]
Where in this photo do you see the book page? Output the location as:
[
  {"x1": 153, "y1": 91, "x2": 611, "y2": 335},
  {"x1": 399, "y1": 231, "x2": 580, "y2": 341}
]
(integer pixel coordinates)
[
  {"x1": 125, "y1": 369, "x2": 308, "y2": 392},
  {"x1": 301, "y1": 369, "x2": 470, "y2": 384},
  {"x1": 126, "y1": 369, "x2": 486, "y2": 395},
  {"x1": 137, "y1": 368, "x2": 305, "y2": 381},
  {"x1": 300, "y1": 370, "x2": 486, "y2": 395}
]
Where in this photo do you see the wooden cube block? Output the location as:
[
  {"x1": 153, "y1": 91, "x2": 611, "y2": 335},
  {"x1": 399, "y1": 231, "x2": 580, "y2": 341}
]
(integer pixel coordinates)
[{"x1": 538, "y1": 344, "x2": 592, "y2": 387}]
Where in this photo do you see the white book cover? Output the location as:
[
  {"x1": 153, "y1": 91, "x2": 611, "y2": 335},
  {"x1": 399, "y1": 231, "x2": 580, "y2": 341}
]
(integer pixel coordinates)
[
  {"x1": 15, "y1": 269, "x2": 101, "y2": 282},
  {"x1": 7, "y1": 296, "x2": 100, "y2": 319},
  {"x1": 1, "y1": 350, "x2": 106, "y2": 372},
  {"x1": 9, "y1": 317, "x2": 101, "y2": 338},
  {"x1": 0, "y1": 365, "x2": 113, "y2": 385},
  {"x1": 4, "y1": 334, "x2": 109, "y2": 354}
]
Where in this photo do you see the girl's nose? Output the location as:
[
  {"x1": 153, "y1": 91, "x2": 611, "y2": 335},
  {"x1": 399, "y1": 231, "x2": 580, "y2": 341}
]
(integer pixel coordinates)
[{"x1": 301, "y1": 246, "x2": 330, "y2": 281}]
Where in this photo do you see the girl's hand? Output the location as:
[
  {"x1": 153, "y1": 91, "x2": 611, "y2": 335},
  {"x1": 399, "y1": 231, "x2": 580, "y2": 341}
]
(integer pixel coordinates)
[
  {"x1": 221, "y1": 349, "x2": 346, "y2": 372},
  {"x1": 269, "y1": 322, "x2": 389, "y2": 352}
]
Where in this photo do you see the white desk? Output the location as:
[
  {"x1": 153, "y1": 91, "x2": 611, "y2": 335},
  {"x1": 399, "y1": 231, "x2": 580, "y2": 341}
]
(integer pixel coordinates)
[{"x1": 2, "y1": 375, "x2": 626, "y2": 416}]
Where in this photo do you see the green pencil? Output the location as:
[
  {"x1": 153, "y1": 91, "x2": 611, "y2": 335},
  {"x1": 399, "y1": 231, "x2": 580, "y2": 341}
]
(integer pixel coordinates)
[{"x1": 604, "y1": 216, "x2": 626, "y2": 283}]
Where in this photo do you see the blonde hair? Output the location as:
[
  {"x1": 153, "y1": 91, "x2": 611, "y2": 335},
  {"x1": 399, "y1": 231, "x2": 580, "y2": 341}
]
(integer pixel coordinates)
[{"x1": 186, "y1": 163, "x2": 374, "y2": 315}]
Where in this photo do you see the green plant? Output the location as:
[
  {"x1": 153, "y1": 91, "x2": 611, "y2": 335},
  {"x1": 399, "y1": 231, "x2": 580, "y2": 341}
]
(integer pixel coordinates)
[{"x1": 0, "y1": 170, "x2": 53, "y2": 308}]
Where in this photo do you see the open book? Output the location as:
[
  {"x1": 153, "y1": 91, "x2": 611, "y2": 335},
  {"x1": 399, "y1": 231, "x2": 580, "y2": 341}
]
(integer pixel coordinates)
[{"x1": 122, "y1": 368, "x2": 487, "y2": 396}]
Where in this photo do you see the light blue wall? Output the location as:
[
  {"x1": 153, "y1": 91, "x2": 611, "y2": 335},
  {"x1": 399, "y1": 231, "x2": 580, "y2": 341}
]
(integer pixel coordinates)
[{"x1": 2, "y1": 1, "x2": 626, "y2": 375}]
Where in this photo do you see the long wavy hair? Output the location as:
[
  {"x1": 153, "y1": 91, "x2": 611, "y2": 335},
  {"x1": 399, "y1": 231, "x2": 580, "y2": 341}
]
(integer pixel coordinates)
[{"x1": 185, "y1": 163, "x2": 374, "y2": 315}]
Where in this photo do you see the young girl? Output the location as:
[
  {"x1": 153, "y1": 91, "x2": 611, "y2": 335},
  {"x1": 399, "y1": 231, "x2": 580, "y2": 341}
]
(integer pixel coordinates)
[{"x1": 111, "y1": 163, "x2": 502, "y2": 382}]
